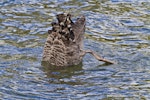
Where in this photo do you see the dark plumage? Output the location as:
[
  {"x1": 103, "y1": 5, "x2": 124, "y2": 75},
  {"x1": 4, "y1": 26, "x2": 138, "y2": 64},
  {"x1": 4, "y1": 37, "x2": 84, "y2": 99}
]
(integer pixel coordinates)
[{"x1": 42, "y1": 13, "x2": 114, "y2": 67}]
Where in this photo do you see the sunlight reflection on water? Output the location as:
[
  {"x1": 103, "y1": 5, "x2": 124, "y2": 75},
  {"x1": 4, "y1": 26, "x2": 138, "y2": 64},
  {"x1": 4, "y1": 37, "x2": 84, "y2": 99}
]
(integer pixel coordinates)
[{"x1": 0, "y1": 0, "x2": 150, "y2": 99}]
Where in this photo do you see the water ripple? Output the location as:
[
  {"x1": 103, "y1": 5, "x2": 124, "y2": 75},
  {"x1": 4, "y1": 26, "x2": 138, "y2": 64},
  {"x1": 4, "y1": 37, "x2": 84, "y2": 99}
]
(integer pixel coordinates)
[{"x1": 0, "y1": 0, "x2": 150, "y2": 99}]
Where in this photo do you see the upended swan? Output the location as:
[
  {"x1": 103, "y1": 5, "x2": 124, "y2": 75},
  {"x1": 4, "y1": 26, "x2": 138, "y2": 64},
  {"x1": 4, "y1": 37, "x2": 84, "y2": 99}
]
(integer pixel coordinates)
[{"x1": 42, "y1": 13, "x2": 114, "y2": 67}]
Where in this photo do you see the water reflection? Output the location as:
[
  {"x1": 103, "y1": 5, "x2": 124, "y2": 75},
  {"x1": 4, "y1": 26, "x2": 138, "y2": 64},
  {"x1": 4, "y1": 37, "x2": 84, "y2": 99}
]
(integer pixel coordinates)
[{"x1": 42, "y1": 62, "x2": 84, "y2": 85}]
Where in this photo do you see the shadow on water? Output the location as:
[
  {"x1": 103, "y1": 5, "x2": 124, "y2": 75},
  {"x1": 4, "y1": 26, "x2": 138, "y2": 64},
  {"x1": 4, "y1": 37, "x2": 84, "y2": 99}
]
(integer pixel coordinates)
[{"x1": 41, "y1": 61, "x2": 84, "y2": 85}]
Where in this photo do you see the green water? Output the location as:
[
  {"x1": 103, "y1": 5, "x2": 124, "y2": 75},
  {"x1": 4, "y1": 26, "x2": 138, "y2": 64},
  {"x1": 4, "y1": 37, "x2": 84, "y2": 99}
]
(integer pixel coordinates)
[{"x1": 0, "y1": 0, "x2": 150, "y2": 99}]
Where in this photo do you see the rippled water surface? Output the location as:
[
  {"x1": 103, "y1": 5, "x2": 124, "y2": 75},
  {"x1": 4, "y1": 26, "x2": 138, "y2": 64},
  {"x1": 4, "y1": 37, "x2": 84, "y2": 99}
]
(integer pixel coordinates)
[{"x1": 0, "y1": 0, "x2": 150, "y2": 99}]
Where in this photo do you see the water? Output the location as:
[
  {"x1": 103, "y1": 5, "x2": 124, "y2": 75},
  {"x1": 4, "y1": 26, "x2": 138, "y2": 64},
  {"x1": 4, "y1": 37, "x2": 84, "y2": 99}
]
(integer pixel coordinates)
[{"x1": 0, "y1": 0, "x2": 150, "y2": 99}]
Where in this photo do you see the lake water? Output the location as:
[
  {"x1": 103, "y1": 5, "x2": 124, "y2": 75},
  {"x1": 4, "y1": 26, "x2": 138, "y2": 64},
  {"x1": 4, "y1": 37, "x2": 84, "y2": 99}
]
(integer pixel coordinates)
[{"x1": 0, "y1": 0, "x2": 150, "y2": 99}]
